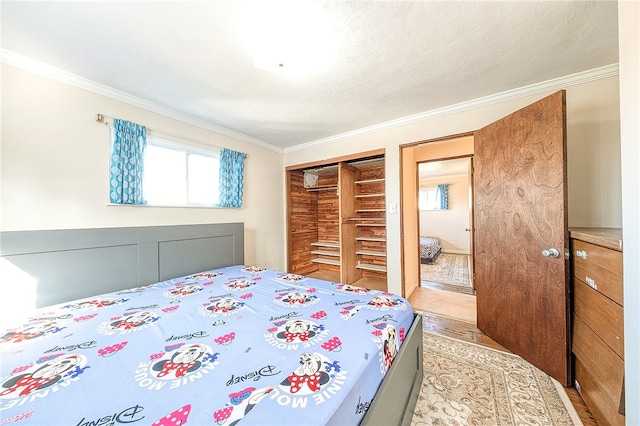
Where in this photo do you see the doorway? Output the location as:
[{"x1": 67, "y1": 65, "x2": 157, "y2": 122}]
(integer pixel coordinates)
[
  {"x1": 401, "y1": 135, "x2": 474, "y2": 300},
  {"x1": 402, "y1": 135, "x2": 476, "y2": 324},
  {"x1": 418, "y1": 157, "x2": 474, "y2": 296}
]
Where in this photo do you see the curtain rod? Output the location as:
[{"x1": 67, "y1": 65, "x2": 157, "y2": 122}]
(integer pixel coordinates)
[{"x1": 96, "y1": 113, "x2": 223, "y2": 151}]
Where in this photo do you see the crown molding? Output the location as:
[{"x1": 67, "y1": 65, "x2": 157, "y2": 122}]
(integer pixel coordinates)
[
  {"x1": 284, "y1": 63, "x2": 620, "y2": 154},
  {"x1": 2, "y1": 49, "x2": 617, "y2": 156},
  {"x1": 1, "y1": 49, "x2": 284, "y2": 154}
]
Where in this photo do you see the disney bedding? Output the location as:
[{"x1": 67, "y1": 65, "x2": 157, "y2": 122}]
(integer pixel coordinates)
[{"x1": 0, "y1": 265, "x2": 413, "y2": 425}]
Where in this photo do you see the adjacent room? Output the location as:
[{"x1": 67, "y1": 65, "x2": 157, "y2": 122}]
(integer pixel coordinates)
[{"x1": 1, "y1": 1, "x2": 638, "y2": 425}]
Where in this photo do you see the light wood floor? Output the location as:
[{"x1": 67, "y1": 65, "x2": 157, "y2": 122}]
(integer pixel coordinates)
[{"x1": 409, "y1": 287, "x2": 598, "y2": 426}]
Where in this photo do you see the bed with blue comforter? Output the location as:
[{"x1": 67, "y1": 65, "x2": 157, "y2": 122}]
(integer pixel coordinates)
[{"x1": 0, "y1": 265, "x2": 414, "y2": 425}]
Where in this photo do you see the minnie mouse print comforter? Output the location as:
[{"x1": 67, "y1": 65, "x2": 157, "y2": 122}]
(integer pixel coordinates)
[{"x1": 0, "y1": 265, "x2": 413, "y2": 425}]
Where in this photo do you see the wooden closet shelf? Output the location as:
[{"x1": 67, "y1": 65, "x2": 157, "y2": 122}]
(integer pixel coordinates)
[
  {"x1": 356, "y1": 250, "x2": 386, "y2": 257},
  {"x1": 356, "y1": 209, "x2": 386, "y2": 213},
  {"x1": 357, "y1": 263, "x2": 387, "y2": 272},
  {"x1": 347, "y1": 217, "x2": 386, "y2": 221},
  {"x1": 311, "y1": 250, "x2": 340, "y2": 257},
  {"x1": 356, "y1": 178, "x2": 385, "y2": 185},
  {"x1": 306, "y1": 185, "x2": 338, "y2": 192},
  {"x1": 311, "y1": 241, "x2": 340, "y2": 248},
  {"x1": 356, "y1": 223, "x2": 386, "y2": 227},
  {"x1": 356, "y1": 237, "x2": 387, "y2": 242},
  {"x1": 355, "y1": 193, "x2": 385, "y2": 199},
  {"x1": 312, "y1": 258, "x2": 341, "y2": 266}
]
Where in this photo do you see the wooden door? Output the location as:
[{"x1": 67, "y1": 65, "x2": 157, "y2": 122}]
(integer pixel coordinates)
[{"x1": 474, "y1": 91, "x2": 570, "y2": 385}]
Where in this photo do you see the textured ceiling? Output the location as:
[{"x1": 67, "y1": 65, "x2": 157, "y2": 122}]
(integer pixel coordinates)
[
  {"x1": 419, "y1": 157, "x2": 470, "y2": 180},
  {"x1": 1, "y1": 1, "x2": 618, "y2": 150}
]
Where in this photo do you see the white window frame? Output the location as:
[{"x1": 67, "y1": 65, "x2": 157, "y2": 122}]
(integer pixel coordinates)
[
  {"x1": 143, "y1": 137, "x2": 221, "y2": 208},
  {"x1": 419, "y1": 187, "x2": 442, "y2": 211}
]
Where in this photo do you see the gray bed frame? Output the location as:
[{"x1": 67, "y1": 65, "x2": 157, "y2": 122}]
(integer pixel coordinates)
[{"x1": 0, "y1": 222, "x2": 422, "y2": 426}]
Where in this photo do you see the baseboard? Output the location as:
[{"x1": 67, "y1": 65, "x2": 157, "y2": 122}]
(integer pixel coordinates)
[{"x1": 441, "y1": 250, "x2": 471, "y2": 255}]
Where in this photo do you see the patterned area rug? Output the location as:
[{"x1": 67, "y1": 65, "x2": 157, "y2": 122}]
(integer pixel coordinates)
[
  {"x1": 421, "y1": 254, "x2": 470, "y2": 287},
  {"x1": 411, "y1": 332, "x2": 582, "y2": 425}
]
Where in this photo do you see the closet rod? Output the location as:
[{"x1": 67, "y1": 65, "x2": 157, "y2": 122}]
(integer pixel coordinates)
[
  {"x1": 96, "y1": 113, "x2": 221, "y2": 151},
  {"x1": 306, "y1": 186, "x2": 339, "y2": 192}
]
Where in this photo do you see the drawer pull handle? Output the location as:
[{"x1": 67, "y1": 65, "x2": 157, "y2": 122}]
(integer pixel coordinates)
[
  {"x1": 576, "y1": 250, "x2": 588, "y2": 259},
  {"x1": 585, "y1": 276, "x2": 598, "y2": 290}
]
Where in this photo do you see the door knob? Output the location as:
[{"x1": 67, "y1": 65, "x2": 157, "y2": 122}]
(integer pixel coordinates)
[{"x1": 542, "y1": 248, "x2": 560, "y2": 258}]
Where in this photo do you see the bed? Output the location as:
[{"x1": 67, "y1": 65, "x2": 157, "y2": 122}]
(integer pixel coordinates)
[
  {"x1": 419, "y1": 236, "x2": 441, "y2": 264},
  {"x1": 0, "y1": 223, "x2": 422, "y2": 426}
]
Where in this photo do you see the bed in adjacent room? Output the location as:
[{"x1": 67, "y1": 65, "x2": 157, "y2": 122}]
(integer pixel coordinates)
[
  {"x1": 0, "y1": 223, "x2": 422, "y2": 426},
  {"x1": 419, "y1": 236, "x2": 441, "y2": 264}
]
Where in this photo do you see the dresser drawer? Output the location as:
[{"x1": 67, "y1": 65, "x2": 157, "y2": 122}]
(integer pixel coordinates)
[
  {"x1": 575, "y1": 357, "x2": 625, "y2": 426},
  {"x1": 573, "y1": 278, "x2": 624, "y2": 358},
  {"x1": 572, "y1": 315, "x2": 624, "y2": 412},
  {"x1": 572, "y1": 239, "x2": 623, "y2": 305}
]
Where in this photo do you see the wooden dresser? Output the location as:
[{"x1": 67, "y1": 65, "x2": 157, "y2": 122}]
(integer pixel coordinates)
[{"x1": 570, "y1": 228, "x2": 624, "y2": 426}]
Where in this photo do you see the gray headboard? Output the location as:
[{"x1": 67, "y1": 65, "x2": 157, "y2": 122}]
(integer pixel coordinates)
[{"x1": 0, "y1": 223, "x2": 244, "y2": 308}]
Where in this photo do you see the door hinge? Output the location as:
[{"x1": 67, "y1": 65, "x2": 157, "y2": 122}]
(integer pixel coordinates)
[{"x1": 564, "y1": 248, "x2": 570, "y2": 259}]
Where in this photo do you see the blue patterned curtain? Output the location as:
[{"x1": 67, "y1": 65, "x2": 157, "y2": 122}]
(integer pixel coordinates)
[
  {"x1": 109, "y1": 119, "x2": 147, "y2": 204},
  {"x1": 437, "y1": 184, "x2": 449, "y2": 210},
  {"x1": 217, "y1": 148, "x2": 247, "y2": 208}
]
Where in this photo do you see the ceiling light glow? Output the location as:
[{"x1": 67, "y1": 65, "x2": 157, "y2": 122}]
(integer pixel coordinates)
[{"x1": 243, "y1": 1, "x2": 337, "y2": 75}]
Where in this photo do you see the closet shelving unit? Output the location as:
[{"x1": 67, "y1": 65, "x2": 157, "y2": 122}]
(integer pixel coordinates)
[
  {"x1": 286, "y1": 150, "x2": 387, "y2": 291},
  {"x1": 310, "y1": 241, "x2": 340, "y2": 266},
  {"x1": 351, "y1": 164, "x2": 387, "y2": 278}
]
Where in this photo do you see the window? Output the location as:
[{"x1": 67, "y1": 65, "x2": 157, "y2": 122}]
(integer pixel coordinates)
[
  {"x1": 143, "y1": 139, "x2": 220, "y2": 206},
  {"x1": 419, "y1": 188, "x2": 440, "y2": 210}
]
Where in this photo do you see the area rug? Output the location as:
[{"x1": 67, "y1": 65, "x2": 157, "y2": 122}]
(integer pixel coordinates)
[
  {"x1": 411, "y1": 332, "x2": 582, "y2": 426},
  {"x1": 421, "y1": 254, "x2": 470, "y2": 287}
]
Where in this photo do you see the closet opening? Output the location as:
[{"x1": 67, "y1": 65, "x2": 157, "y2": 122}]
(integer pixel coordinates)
[{"x1": 286, "y1": 149, "x2": 388, "y2": 292}]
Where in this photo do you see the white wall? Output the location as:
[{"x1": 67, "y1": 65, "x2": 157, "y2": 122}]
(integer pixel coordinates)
[
  {"x1": 619, "y1": 1, "x2": 639, "y2": 423},
  {"x1": 419, "y1": 174, "x2": 471, "y2": 254},
  {"x1": 0, "y1": 64, "x2": 286, "y2": 270},
  {"x1": 284, "y1": 76, "x2": 621, "y2": 295},
  {"x1": 566, "y1": 77, "x2": 621, "y2": 226}
]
